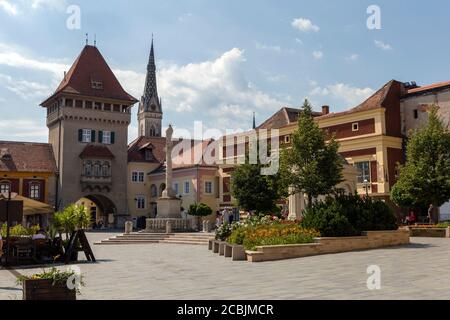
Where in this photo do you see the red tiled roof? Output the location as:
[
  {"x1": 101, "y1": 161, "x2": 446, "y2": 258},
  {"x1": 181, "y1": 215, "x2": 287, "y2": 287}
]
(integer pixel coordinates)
[
  {"x1": 128, "y1": 136, "x2": 167, "y2": 163},
  {"x1": 80, "y1": 145, "x2": 115, "y2": 159},
  {"x1": 257, "y1": 107, "x2": 322, "y2": 129},
  {"x1": 317, "y1": 80, "x2": 398, "y2": 120},
  {"x1": 0, "y1": 141, "x2": 57, "y2": 173},
  {"x1": 406, "y1": 80, "x2": 450, "y2": 95},
  {"x1": 41, "y1": 45, "x2": 138, "y2": 105}
]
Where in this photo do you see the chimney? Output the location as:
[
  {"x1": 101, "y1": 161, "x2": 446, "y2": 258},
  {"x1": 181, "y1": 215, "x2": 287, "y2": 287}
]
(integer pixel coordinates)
[{"x1": 322, "y1": 105, "x2": 330, "y2": 115}]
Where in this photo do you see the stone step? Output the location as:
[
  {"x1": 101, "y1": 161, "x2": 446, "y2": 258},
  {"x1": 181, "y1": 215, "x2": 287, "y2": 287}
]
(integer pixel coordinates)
[
  {"x1": 159, "y1": 240, "x2": 207, "y2": 245},
  {"x1": 94, "y1": 232, "x2": 214, "y2": 246}
]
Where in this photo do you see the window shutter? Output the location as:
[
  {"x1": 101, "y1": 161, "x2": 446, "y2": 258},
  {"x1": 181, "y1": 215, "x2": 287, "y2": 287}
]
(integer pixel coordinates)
[
  {"x1": 78, "y1": 129, "x2": 83, "y2": 142},
  {"x1": 91, "y1": 130, "x2": 96, "y2": 143},
  {"x1": 111, "y1": 132, "x2": 115, "y2": 144},
  {"x1": 99, "y1": 131, "x2": 103, "y2": 144}
]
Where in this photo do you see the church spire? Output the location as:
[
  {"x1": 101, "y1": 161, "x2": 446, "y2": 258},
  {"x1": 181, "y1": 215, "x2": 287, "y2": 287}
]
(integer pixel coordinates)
[{"x1": 142, "y1": 36, "x2": 160, "y2": 112}]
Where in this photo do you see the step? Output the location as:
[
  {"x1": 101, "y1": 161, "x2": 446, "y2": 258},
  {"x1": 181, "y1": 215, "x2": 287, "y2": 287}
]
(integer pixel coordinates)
[{"x1": 159, "y1": 240, "x2": 208, "y2": 245}]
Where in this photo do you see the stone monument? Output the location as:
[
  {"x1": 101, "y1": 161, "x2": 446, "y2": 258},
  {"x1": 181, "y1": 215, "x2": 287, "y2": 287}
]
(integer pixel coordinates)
[
  {"x1": 157, "y1": 125, "x2": 182, "y2": 218},
  {"x1": 146, "y1": 125, "x2": 189, "y2": 232}
]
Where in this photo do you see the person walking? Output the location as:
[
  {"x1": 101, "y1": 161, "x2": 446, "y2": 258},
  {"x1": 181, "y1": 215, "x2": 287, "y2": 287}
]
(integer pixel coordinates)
[{"x1": 427, "y1": 204, "x2": 434, "y2": 224}]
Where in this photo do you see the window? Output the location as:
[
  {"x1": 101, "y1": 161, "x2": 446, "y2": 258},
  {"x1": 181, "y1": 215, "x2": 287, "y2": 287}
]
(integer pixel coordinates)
[
  {"x1": 82, "y1": 129, "x2": 92, "y2": 143},
  {"x1": 135, "y1": 195, "x2": 146, "y2": 210},
  {"x1": 414, "y1": 109, "x2": 419, "y2": 119},
  {"x1": 84, "y1": 161, "x2": 92, "y2": 176},
  {"x1": 91, "y1": 80, "x2": 103, "y2": 90},
  {"x1": 205, "y1": 181, "x2": 213, "y2": 195},
  {"x1": 30, "y1": 183, "x2": 40, "y2": 199},
  {"x1": 102, "y1": 131, "x2": 111, "y2": 144},
  {"x1": 355, "y1": 161, "x2": 371, "y2": 184},
  {"x1": 0, "y1": 182, "x2": 10, "y2": 194},
  {"x1": 173, "y1": 182, "x2": 179, "y2": 195},
  {"x1": 102, "y1": 162, "x2": 110, "y2": 177},
  {"x1": 145, "y1": 149, "x2": 153, "y2": 161},
  {"x1": 284, "y1": 135, "x2": 291, "y2": 144},
  {"x1": 352, "y1": 122, "x2": 359, "y2": 132},
  {"x1": 132, "y1": 171, "x2": 145, "y2": 183},
  {"x1": 184, "y1": 181, "x2": 190, "y2": 194},
  {"x1": 93, "y1": 161, "x2": 101, "y2": 177}
]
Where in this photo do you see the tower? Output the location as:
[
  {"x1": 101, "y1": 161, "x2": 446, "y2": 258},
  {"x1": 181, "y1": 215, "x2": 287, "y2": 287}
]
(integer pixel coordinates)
[
  {"x1": 138, "y1": 38, "x2": 163, "y2": 137},
  {"x1": 40, "y1": 45, "x2": 138, "y2": 227}
]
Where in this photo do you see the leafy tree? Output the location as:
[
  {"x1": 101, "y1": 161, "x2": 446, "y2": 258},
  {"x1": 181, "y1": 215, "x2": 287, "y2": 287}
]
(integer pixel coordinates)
[
  {"x1": 231, "y1": 161, "x2": 286, "y2": 215},
  {"x1": 391, "y1": 107, "x2": 450, "y2": 211},
  {"x1": 280, "y1": 99, "x2": 344, "y2": 207},
  {"x1": 188, "y1": 203, "x2": 213, "y2": 217},
  {"x1": 52, "y1": 204, "x2": 91, "y2": 239}
]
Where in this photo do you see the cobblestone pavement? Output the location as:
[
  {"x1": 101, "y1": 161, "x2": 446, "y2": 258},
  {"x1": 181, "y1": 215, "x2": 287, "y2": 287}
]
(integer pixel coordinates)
[{"x1": 1, "y1": 232, "x2": 450, "y2": 300}]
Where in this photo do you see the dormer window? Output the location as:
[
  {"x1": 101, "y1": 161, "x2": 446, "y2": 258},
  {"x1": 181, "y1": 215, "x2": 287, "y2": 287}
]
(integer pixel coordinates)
[
  {"x1": 145, "y1": 149, "x2": 153, "y2": 161},
  {"x1": 91, "y1": 80, "x2": 103, "y2": 90},
  {"x1": 0, "y1": 148, "x2": 11, "y2": 161}
]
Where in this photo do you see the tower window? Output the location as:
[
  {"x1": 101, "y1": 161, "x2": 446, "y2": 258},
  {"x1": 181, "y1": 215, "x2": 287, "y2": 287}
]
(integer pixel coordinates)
[
  {"x1": 352, "y1": 122, "x2": 359, "y2": 132},
  {"x1": 414, "y1": 109, "x2": 419, "y2": 119},
  {"x1": 91, "y1": 80, "x2": 103, "y2": 90},
  {"x1": 81, "y1": 129, "x2": 92, "y2": 143}
]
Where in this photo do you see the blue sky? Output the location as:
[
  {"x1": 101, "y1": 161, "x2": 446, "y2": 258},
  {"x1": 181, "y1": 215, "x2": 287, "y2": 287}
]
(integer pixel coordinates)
[{"x1": 0, "y1": 0, "x2": 450, "y2": 142}]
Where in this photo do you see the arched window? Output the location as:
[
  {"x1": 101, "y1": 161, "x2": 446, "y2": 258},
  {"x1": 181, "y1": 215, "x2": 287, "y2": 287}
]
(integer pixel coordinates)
[
  {"x1": 29, "y1": 183, "x2": 40, "y2": 200},
  {"x1": 102, "y1": 162, "x2": 110, "y2": 177},
  {"x1": 94, "y1": 161, "x2": 101, "y2": 177},
  {"x1": 150, "y1": 184, "x2": 157, "y2": 198},
  {"x1": 84, "y1": 161, "x2": 92, "y2": 176},
  {"x1": 0, "y1": 181, "x2": 11, "y2": 194},
  {"x1": 150, "y1": 125, "x2": 156, "y2": 137}
]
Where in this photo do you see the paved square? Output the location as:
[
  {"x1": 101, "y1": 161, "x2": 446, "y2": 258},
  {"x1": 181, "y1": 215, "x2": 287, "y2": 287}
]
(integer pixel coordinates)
[{"x1": 1, "y1": 232, "x2": 449, "y2": 300}]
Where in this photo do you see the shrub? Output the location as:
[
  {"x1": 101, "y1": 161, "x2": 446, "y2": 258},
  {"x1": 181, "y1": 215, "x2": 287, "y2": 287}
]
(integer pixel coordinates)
[
  {"x1": 437, "y1": 222, "x2": 450, "y2": 228},
  {"x1": 301, "y1": 193, "x2": 398, "y2": 237},
  {"x1": 188, "y1": 203, "x2": 213, "y2": 217},
  {"x1": 1, "y1": 224, "x2": 40, "y2": 237}
]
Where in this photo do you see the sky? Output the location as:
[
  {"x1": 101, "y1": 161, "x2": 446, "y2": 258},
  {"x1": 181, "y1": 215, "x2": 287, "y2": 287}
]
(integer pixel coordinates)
[{"x1": 0, "y1": 0, "x2": 450, "y2": 142}]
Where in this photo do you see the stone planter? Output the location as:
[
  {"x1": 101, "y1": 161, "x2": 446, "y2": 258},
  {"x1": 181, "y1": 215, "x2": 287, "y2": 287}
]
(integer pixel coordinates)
[
  {"x1": 23, "y1": 279, "x2": 76, "y2": 300},
  {"x1": 409, "y1": 227, "x2": 450, "y2": 238},
  {"x1": 246, "y1": 229, "x2": 410, "y2": 262}
]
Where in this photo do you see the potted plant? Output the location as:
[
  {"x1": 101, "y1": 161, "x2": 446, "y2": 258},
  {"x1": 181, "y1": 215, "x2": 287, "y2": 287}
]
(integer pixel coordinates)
[{"x1": 17, "y1": 267, "x2": 84, "y2": 300}]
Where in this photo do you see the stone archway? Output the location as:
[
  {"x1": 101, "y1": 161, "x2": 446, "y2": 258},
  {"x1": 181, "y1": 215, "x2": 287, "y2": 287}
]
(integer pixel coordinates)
[{"x1": 76, "y1": 194, "x2": 117, "y2": 227}]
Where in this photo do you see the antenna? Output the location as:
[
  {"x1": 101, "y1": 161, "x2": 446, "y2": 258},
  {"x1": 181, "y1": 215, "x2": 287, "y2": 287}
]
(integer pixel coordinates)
[
  {"x1": 85, "y1": 33, "x2": 88, "y2": 45},
  {"x1": 94, "y1": 34, "x2": 97, "y2": 47}
]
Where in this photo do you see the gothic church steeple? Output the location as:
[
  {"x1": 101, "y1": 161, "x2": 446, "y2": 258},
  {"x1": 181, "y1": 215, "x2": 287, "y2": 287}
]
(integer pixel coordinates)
[{"x1": 138, "y1": 37, "x2": 163, "y2": 137}]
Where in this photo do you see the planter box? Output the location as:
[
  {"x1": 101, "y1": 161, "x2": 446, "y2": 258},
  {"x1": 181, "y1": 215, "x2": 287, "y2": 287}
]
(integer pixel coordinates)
[
  {"x1": 246, "y1": 229, "x2": 410, "y2": 262},
  {"x1": 224, "y1": 244, "x2": 247, "y2": 261},
  {"x1": 409, "y1": 227, "x2": 450, "y2": 238},
  {"x1": 23, "y1": 279, "x2": 76, "y2": 300}
]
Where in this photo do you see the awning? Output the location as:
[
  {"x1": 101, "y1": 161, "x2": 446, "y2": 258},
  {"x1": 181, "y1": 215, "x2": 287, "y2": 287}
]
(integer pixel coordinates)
[{"x1": 0, "y1": 195, "x2": 54, "y2": 216}]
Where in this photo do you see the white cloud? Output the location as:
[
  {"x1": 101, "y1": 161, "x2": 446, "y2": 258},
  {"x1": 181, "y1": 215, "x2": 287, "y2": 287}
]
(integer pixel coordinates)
[
  {"x1": 0, "y1": 42, "x2": 69, "y2": 77},
  {"x1": 345, "y1": 53, "x2": 359, "y2": 61},
  {"x1": 178, "y1": 12, "x2": 193, "y2": 22},
  {"x1": 310, "y1": 83, "x2": 375, "y2": 107},
  {"x1": 374, "y1": 40, "x2": 392, "y2": 51},
  {"x1": 0, "y1": 0, "x2": 18, "y2": 15},
  {"x1": 0, "y1": 74, "x2": 52, "y2": 99},
  {"x1": 255, "y1": 42, "x2": 282, "y2": 53},
  {"x1": 291, "y1": 18, "x2": 320, "y2": 32},
  {"x1": 295, "y1": 38, "x2": 303, "y2": 45},
  {"x1": 0, "y1": 119, "x2": 48, "y2": 140},
  {"x1": 29, "y1": 0, "x2": 67, "y2": 10},
  {"x1": 156, "y1": 48, "x2": 285, "y2": 130},
  {"x1": 312, "y1": 51, "x2": 323, "y2": 60}
]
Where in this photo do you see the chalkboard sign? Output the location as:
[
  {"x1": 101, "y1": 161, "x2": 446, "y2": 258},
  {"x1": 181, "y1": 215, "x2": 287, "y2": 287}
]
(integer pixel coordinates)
[
  {"x1": 0, "y1": 200, "x2": 23, "y2": 223},
  {"x1": 64, "y1": 229, "x2": 96, "y2": 264}
]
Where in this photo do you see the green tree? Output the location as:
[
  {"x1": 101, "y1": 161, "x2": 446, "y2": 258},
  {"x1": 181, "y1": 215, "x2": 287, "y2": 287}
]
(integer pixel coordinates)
[
  {"x1": 280, "y1": 99, "x2": 344, "y2": 207},
  {"x1": 391, "y1": 107, "x2": 450, "y2": 211},
  {"x1": 188, "y1": 203, "x2": 213, "y2": 217},
  {"x1": 231, "y1": 161, "x2": 286, "y2": 215}
]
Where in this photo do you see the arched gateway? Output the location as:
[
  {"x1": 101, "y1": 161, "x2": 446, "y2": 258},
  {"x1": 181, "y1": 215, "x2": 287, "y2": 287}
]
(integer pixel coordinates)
[
  {"x1": 76, "y1": 194, "x2": 117, "y2": 227},
  {"x1": 40, "y1": 44, "x2": 138, "y2": 227}
]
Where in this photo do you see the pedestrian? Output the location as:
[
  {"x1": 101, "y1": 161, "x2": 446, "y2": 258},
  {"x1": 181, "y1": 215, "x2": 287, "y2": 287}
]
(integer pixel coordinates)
[
  {"x1": 222, "y1": 208, "x2": 230, "y2": 225},
  {"x1": 427, "y1": 204, "x2": 434, "y2": 224},
  {"x1": 215, "y1": 211, "x2": 222, "y2": 228}
]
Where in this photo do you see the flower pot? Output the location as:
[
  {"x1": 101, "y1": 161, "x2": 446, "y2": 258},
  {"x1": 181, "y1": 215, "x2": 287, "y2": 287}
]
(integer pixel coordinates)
[{"x1": 22, "y1": 279, "x2": 76, "y2": 300}]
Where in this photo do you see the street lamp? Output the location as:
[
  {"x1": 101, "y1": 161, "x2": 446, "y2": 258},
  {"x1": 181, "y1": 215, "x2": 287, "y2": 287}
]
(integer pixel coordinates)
[
  {"x1": 1, "y1": 190, "x2": 18, "y2": 266},
  {"x1": 363, "y1": 179, "x2": 370, "y2": 197}
]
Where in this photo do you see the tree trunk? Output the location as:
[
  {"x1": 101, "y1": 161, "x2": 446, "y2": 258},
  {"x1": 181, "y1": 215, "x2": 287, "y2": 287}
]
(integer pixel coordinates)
[{"x1": 307, "y1": 194, "x2": 313, "y2": 209}]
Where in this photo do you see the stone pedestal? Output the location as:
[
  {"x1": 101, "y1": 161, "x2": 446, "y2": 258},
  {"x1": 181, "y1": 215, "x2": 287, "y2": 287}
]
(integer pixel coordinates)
[
  {"x1": 157, "y1": 197, "x2": 182, "y2": 219},
  {"x1": 288, "y1": 188, "x2": 305, "y2": 220},
  {"x1": 124, "y1": 221, "x2": 133, "y2": 234}
]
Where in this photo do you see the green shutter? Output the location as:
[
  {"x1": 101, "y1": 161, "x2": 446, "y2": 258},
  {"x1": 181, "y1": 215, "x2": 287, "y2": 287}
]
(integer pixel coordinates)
[
  {"x1": 111, "y1": 132, "x2": 115, "y2": 144},
  {"x1": 91, "y1": 130, "x2": 96, "y2": 143},
  {"x1": 98, "y1": 131, "x2": 103, "y2": 144},
  {"x1": 78, "y1": 129, "x2": 83, "y2": 142}
]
